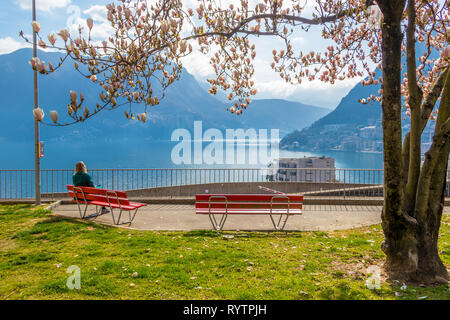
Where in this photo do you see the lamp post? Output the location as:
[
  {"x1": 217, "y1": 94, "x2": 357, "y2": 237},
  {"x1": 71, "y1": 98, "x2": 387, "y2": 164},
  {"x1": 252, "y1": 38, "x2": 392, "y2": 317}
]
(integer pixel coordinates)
[{"x1": 32, "y1": 0, "x2": 41, "y2": 205}]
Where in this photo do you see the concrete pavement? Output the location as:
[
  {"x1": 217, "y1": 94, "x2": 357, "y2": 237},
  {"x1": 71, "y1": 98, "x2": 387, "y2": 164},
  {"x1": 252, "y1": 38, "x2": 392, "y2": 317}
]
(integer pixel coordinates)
[{"x1": 51, "y1": 203, "x2": 395, "y2": 231}]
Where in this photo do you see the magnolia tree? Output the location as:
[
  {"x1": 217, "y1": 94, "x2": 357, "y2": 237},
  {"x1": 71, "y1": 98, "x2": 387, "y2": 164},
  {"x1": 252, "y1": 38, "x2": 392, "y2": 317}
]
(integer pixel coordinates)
[
  {"x1": 25, "y1": 0, "x2": 449, "y2": 284},
  {"x1": 23, "y1": 0, "x2": 194, "y2": 124},
  {"x1": 189, "y1": 0, "x2": 450, "y2": 285}
]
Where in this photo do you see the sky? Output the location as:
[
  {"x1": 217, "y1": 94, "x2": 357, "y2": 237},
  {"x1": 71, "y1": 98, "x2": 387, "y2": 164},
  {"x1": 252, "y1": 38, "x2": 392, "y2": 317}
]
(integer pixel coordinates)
[{"x1": 0, "y1": 0, "x2": 365, "y2": 109}]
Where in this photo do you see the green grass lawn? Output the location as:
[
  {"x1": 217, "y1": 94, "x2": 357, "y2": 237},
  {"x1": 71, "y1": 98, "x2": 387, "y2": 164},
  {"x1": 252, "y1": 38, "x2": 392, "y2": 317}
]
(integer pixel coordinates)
[{"x1": 0, "y1": 205, "x2": 449, "y2": 300}]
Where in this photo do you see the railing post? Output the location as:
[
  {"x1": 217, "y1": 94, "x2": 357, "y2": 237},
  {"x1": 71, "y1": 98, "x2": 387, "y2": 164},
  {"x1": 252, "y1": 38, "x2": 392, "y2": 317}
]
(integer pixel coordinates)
[{"x1": 343, "y1": 169, "x2": 346, "y2": 200}]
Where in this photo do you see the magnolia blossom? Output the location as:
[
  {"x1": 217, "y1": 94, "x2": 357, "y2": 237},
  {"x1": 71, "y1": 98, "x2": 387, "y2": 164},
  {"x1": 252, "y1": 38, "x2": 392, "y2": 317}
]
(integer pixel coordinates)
[
  {"x1": 70, "y1": 90, "x2": 77, "y2": 105},
  {"x1": 443, "y1": 45, "x2": 450, "y2": 60},
  {"x1": 141, "y1": 113, "x2": 147, "y2": 123},
  {"x1": 90, "y1": 75, "x2": 97, "y2": 82},
  {"x1": 367, "y1": 5, "x2": 382, "y2": 28},
  {"x1": 47, "y1": 34, "x2": 57, "y2": 46},
  {"x1": 179, "y1": 40, "x2": 187, "y2": 53},
  {"x1": 36, "y1": 60, "x2": 47, "y2": 74},
  {"x1": 29, "y1": 57, "x2": 40, "y2": 69},
  {"x1": 33, "y1": 108, "x2": 44, "y2": 121},
  {"x1": 31, "y1": 21, "x2": 40, "y2": 33},
  {"x1": 86, "y1": 18, "x2": 94, "y2": 31},
  {"x1": 58, "y1": 29, "x2": 69, "y2": 42},
  {"x1": 161, "y1": 20, "x2": 170, "y2": 33},
  {"x1": 38, "y1": 40, "x2": 46, "y2": 49},
  {"x1": 49, "y1": 111, "x2": 59, "y2": 123}
]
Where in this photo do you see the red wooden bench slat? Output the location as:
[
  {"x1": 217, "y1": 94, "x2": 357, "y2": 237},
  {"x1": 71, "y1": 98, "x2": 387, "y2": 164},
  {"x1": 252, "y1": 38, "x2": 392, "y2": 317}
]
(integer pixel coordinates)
[
  {"x1": 67, "y1": 185, "x2": 128, "y2": 198},
  {"x1": 195, "y1": 194, "x2": 303, "y2": 215},
  {"x1": 195, "y1": 193, "x2": 303, "y2": 230},
  {"x1": 70, "y1": 199, "x2": 143, "y2": 210},
  {"x1": 89, "y1": 201, "x2": 140, "y2": 210},
  {"x1": 195, "y1": 202, "x2": 302, "y2": 209},
  {"x1": 67, "y1": 185, "x2": 145, "y2": 210},
  {"x1": 195, "y1": 208, "x2": 302, "y2": 215},
  {"x1": 129, "y1": 202, "x2": 148, "y2": 208},
  {"x1": 67, "y1": 185, "x2": 146, "y2": 225},
  {"x1": 195, "y1": 194, "x2": 303, "y2": 202},
  {"x1": 68, "y1": 191, "x2": 131, "y2": 206}
]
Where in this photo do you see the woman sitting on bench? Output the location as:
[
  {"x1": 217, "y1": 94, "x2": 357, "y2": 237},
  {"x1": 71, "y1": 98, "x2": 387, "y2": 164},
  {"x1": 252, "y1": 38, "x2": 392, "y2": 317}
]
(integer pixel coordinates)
[{"x1": 73, "y1": 161, "x2": 109, "y2": 214}]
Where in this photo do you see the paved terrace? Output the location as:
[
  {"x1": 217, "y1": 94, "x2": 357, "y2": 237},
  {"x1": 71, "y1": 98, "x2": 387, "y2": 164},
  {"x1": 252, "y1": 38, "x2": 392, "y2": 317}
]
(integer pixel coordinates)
[{"x1": 50, "y1": 204, "x2": 450, "y2": 232}]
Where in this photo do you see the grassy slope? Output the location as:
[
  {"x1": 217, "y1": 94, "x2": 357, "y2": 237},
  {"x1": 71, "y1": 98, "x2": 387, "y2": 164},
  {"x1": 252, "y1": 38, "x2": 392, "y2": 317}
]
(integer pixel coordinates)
[{"x1": 0, "y1": 205, "x2": 448, "y2": 300}]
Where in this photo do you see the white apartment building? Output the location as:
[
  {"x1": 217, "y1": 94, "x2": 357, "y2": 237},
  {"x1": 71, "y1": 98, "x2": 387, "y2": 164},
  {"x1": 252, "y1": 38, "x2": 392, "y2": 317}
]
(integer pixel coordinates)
[{"x1": 268, "y1": 156, "x2": 336, "y2": 182}]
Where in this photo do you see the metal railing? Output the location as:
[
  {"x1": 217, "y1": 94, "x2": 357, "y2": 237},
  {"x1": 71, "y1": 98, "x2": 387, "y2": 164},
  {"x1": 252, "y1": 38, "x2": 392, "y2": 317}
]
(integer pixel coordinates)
[{"x1": 0, "y1": 168, "x2": 449, "y2": 200}]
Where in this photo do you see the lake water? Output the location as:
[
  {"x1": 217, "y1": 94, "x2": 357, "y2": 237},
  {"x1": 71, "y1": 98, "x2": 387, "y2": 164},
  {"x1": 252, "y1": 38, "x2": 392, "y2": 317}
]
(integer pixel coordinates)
[
  {"x1": 0, "y1": 140, "x2": 384, "y2": 198},
  {"x1": 1, "y1": 140, "x2": 383, "y2": 169}
]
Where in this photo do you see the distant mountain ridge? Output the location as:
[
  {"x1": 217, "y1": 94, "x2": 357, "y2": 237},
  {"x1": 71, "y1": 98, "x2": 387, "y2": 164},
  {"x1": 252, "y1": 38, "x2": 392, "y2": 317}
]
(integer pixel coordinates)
[
  {"x1": 0, "y1": 48, "x2": 329, "y2": 145},
  {"x1": 280, "y1": 42, "x2": 440, "y2": 153},
  {"x1": 280, "y1": 68, "x2": 383, "y2": 152}
]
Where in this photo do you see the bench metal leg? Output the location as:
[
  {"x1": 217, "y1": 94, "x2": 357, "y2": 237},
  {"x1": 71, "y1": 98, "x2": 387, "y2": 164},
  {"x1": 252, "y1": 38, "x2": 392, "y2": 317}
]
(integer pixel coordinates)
[
  {"x1": 269, "y1": 214, "x2": 290, "y2": 231},
  {"x1": 110, "y1": 207, "x2": 140, "y2": 226},
  {"x1": 75, "y1": 201, "x2": 89, "y2": 219},
  {"x1": 83, "y1": 206, "x2": 113, "y2": 220},
  {"x1": 208, "y1": 196, "x2": 228, "y2": 231},
  {"x1": 208, "y1": 213, "x2": 228, "y2": 231}
]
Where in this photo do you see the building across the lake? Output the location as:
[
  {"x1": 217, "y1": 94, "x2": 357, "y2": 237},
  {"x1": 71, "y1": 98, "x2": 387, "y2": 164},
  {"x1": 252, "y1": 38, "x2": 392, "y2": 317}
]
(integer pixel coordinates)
[{"x1": 267, "y1": 156, "x2": 336, "y2": 182}]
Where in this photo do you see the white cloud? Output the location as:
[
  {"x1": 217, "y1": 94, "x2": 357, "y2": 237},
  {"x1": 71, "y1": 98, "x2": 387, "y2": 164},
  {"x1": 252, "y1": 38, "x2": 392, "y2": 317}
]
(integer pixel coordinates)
[
  {"x1": 0, "y1": 37, "x2": 30, "y2": 54},
  {"x1": 291, "y1": 36, "x2": 306, "y2": 46},
  {"x1": 83, "y1": 6, "x2": 114, "y2": 38},
  {"x1": 14, "y1": 0, "x2": 72, "y2": 12},
  {"x1": 58, "y1": 5, "x2": 113, "y2": 40}
]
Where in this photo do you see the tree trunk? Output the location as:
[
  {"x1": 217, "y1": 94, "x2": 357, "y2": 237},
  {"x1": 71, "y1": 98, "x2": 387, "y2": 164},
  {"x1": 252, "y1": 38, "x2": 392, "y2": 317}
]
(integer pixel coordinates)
[
  {"x1": 412, "y1": 71, "x2": 450, "y2": 284},
  {"x1": 380, "y1": 0, "x2": 450, "y2": 285},
  {"x1": 378, "y1": 0, "x2": 419, "y2": 278},
  {"x1": 378, "y1": 0, "x2": 449, "y2": 285}
]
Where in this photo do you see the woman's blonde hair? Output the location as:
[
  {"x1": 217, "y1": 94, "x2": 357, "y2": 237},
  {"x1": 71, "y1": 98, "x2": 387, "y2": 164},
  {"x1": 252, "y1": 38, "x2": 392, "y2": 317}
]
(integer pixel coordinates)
[{"x1": 75, "y1": 161, "x2": 87, "y2": 173}]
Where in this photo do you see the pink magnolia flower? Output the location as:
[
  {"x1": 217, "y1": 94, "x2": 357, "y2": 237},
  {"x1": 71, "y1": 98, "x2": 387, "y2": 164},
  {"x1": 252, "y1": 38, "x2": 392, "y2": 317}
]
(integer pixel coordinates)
[
  {"x1": 86, "y1": 18, "x2": 94, "y2": 31},
  {"x1": 49, "y1": 111, "x2": 58, "y2": 123},
  {"x1": 31, "y1": 21, "x2": 40, "y2": 33},
  {"x1": 47, "y1": 34, "x2": 57, "y2": 46},
  {"x1": 33, "y1": 108, "x2": 44, "y2": 121},
  {"x1": 70, "y1": 91, "x2": 77, "y2": 105},
  {"x1": 367, "y1": 5, "x2": 382, "y2": 28},
  {"x1": 58, "y1": 29, "x2": 69, "y2": 42},
  {"x1": 38, "y1": 40, "x2": 46, "y2": 49},
  {"x1": 102, "y1": 40, "x2": 108, "y2": 53},
  {"x1": 161, "y1": 21, "x2": 170, "y2": 33},
  {"x1": 179, "y1": 40, "x2": 187, "y2": 53},
  {"x1": 443, "y1": 45, "x2": 450, "y2": 59},
  {"x1": 37, "y1": 61, "x2": 47, "y2": 73},
  {"x1": 90, "y1": 75, "x2": 97, "y2": 82},
  {"x1": 29, "y1": 57, "x2": 40, "y2": 69}
]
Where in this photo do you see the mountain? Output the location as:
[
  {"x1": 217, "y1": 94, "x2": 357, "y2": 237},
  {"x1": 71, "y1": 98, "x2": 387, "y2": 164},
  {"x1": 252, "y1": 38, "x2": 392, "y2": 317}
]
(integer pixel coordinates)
[
  {"x1": 280, "y1": 68, "x2": 383, "y2": 152},
  {"x1": 0, "y1": 49, "x2": 328, "y2": 146},
  {"x1": 280, "y1": 42, "x2": 442, "y2": 153},
  {"x1": 238, "y1": 99, "x2": 329, "y2": 136}
]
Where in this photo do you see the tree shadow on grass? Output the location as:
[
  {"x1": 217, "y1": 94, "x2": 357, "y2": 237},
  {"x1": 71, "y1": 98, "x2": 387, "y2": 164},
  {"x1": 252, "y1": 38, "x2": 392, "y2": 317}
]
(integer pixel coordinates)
[{"x1": 181, "y1": 229, "x2": 307, "y2": 239}]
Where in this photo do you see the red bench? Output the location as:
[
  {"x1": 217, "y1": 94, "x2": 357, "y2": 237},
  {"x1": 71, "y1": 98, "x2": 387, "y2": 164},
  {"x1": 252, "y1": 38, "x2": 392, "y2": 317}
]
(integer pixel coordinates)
[
  {"x1": 67, "y1": 185, "x2": 147, "y2": 225},
  {"x1": 195, "y1": 194, "x2": 303, "y2": 231}
]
